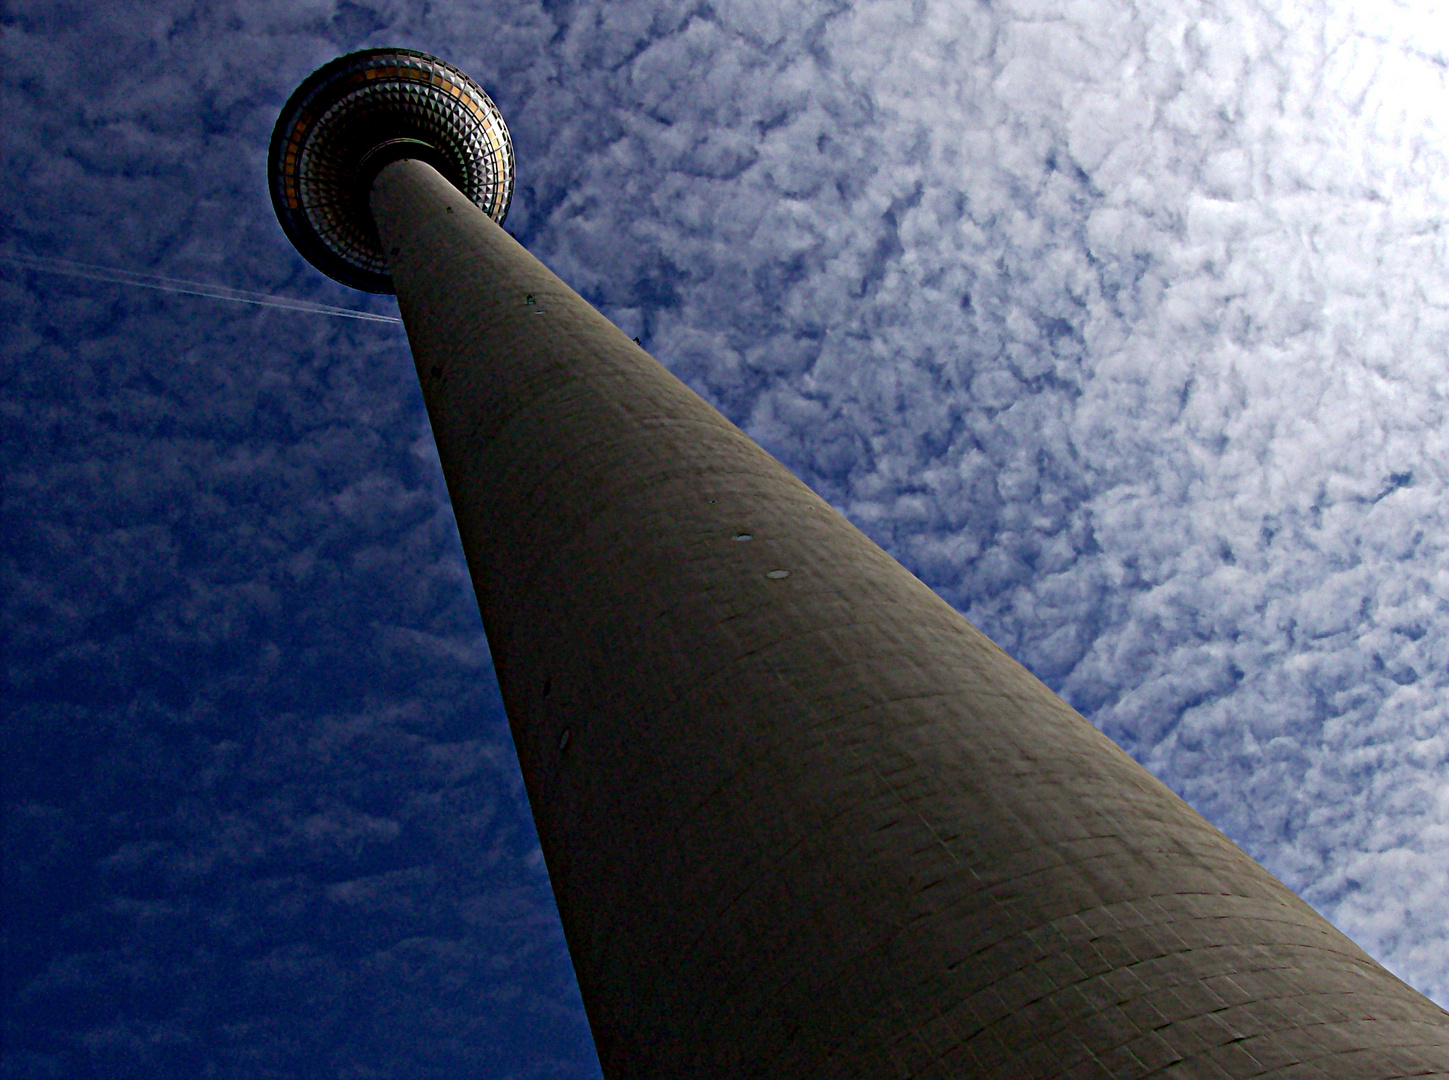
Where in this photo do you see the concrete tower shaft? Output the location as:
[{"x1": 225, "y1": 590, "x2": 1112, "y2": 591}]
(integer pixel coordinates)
[{"x1": 363, "y1": 155, "x2": 1449, "y2": 1079}]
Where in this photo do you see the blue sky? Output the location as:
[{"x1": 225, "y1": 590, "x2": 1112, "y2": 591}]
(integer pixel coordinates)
[{"x1": 3, "y1": 0, "x2": 1447, "y2": 1076}]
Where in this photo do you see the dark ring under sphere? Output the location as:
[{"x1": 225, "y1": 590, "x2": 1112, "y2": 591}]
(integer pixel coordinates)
[{"x1": 269, "y1": 48, "x2": 515, "y2": 293}]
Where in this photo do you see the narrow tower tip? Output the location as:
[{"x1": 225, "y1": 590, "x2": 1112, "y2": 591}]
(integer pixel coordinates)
[{"x1": 268, "y1": 48, "x2": 514, "y2": 293}]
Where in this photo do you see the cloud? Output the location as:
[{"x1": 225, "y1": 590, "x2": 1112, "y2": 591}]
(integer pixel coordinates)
[
  {"x1": 3, "y1": 0, "x2": 1448, "y2": 1075},
  {"x1": 501, "y1": 0, "x2": 1449, "y2": 1003}
]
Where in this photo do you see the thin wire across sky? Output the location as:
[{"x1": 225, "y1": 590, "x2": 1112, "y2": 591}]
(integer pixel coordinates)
[{"x1": 0, "y1": 251, "x2": 403, "y2": 325}]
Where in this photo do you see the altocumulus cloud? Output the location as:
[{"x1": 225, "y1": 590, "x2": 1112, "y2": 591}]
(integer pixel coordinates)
[
  {"x1": 2, "y1": 0, "x2": 1447, "y2": 1076},
  {"x1": 518, "y1": 0, "x2": 1449, "y2": 1004}
]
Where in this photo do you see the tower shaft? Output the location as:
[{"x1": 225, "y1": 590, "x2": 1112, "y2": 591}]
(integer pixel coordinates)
[{"x1": 370, "y1": 158, "x2": 1449, "y2": 1080}]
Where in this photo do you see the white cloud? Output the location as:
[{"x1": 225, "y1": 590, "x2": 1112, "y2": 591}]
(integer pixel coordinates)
[
  {"x1": 6, "y1": 0, "x2": 1448, "y2": 1072},
  {"x1": 506, "y1": 0, "x2": 1449, "y2": 1002}
]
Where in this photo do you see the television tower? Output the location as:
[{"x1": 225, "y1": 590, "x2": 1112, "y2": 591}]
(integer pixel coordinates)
[{"x1": 270, "y1": 48, "x2": 1449, "y2": 1080}]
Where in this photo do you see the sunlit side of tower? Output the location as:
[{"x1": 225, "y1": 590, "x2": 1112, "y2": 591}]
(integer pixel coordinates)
[{"x1": 269, "y1": 49, "x2": 1449, "y2": 1080}]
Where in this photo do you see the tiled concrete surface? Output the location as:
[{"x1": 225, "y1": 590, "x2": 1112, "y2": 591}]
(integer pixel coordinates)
[{"x1": 372, "y1": 160, "x2": 1449, "y2": 1080}]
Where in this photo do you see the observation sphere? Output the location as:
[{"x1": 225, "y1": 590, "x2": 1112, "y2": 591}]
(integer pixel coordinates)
[{"x1": 269, "y1": 48, "x2": 515, "y2": 293}]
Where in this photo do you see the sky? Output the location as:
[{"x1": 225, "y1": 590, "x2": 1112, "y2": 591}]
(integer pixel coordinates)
[{"x1": 2, "y1": 0, "x2": 1447, "y2": 1076}]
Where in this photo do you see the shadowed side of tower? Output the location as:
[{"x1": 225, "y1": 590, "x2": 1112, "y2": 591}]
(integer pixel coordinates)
[
  {"x1": 268, "y1": 49, "x2": 1449, "y2": 1080},
  {"x1": 366, "y1": 158, "x2": 1449, "y2": 1080}
]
